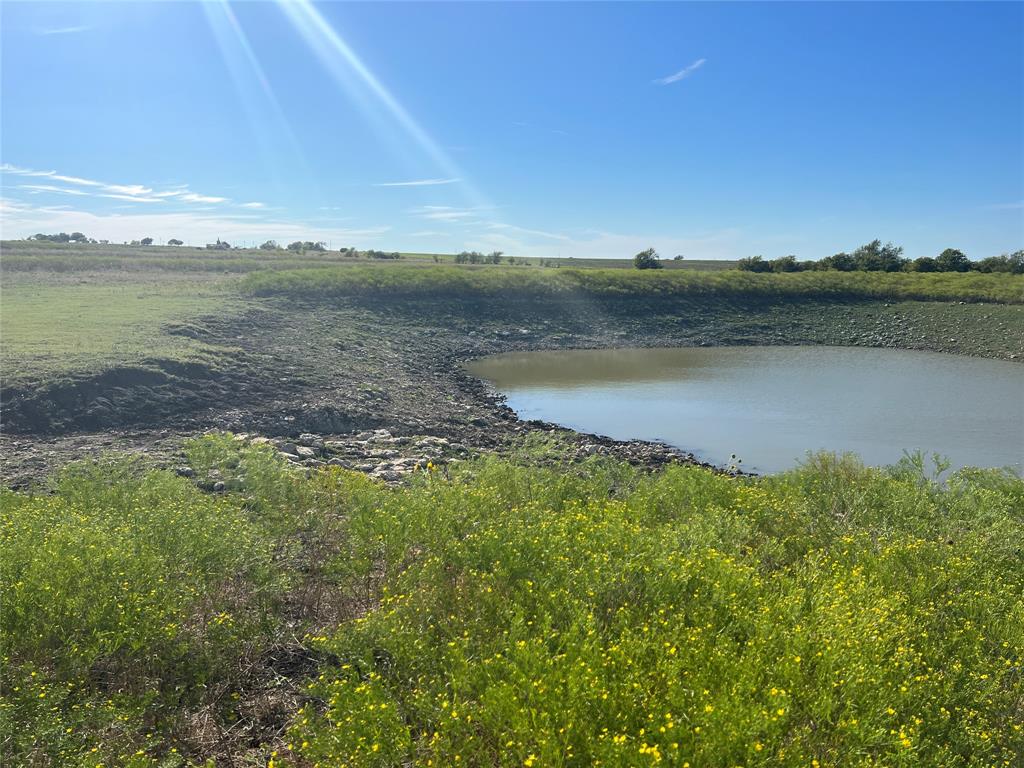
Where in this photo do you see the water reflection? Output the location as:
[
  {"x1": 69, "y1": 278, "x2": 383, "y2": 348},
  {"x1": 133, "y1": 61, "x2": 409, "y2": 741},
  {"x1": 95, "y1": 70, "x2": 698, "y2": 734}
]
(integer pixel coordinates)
[{"x1": 468, "y1": 346, "x2": 1024, "y2": 474}]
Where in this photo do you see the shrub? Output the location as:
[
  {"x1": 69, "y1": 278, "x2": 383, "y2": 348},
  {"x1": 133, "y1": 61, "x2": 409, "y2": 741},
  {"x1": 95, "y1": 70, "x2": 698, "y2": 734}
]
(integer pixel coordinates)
[
  {"x1": 633, "y1": 247, "x2": 663, "y2": 270},
  {"x1": 738, "y1": 255, "x2": 771, "y2": 272}
]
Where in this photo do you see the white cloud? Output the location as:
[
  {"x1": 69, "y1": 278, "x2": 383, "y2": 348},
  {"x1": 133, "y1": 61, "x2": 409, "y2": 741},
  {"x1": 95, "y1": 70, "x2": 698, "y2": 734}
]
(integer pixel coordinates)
[
  {"x1": 410, "y1": 205, "x2": 483, "y2": 222},
  {"x1": 37, "y1": 25, "x2": 92, "y2": 35},
  {"x1": 19, "y1": 184, "x2": 90, "y2": 196},
  {"x1": 1, "y1": 163, "x2": 229, "y2": 206},
  {"x1": 177, "y1": 192, "x2": 228, "y2": 204},
  {"x1": 374, "y1": 178, "x2": 460, "y2": 187},
  {"x1": 98, "y1": 193, "x2": 166, "y2": 204},
  {"x1": 654, "y1": 58, "x2": 707, "y2": 85},
  {"x1": 240, "y1": 201, "x2": 266, "y2": 209},
  {"x1": 103, "y1": 184, "x2": 154, "y2": 196}
]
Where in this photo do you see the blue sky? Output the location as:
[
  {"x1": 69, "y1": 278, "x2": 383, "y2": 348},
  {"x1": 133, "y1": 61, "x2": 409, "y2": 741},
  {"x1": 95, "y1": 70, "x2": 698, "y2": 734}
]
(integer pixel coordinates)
[{"x1": 2, "y1": 1, "x2": 1022, "y2": 259}]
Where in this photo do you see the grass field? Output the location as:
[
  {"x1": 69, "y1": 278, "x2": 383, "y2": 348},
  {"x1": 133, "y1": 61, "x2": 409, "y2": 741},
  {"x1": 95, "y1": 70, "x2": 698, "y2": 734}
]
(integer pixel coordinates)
[
  {"x1": 3, "y1": 241, "x2": 1021, "y2": 389},
  {"x1": 2, "y1": 436, "x2": 1022, "y2": 766},
  {"x1": 0, "y1": 279, "x2": 239, "y2": 383},
  {"x1": 242, "y1": 264, "x2": 1024, "y2": 304},
  {"x1": 1, "y1": 241, "x2": 735, "y2": 273}
]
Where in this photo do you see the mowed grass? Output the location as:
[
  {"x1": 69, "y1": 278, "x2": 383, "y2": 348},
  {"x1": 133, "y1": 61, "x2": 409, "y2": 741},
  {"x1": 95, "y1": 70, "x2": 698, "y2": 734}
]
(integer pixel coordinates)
[
  {"x1": 0, "y1": 278, "x2": 239, "y2": 383},
  {"x1": 2, "y1": 435, "x2": 1022, "y2": 766},
  {"x1": 243, "y1": 264, "x2": 1024, "y2": 304}
]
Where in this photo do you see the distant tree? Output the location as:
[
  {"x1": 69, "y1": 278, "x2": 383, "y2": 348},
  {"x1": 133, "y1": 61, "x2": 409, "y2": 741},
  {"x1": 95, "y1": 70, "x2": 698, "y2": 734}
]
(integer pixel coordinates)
[
  {"x1": 69, "y1": 232, "x2": 87, "y2": 243},
  {"x1": 818, "y1": 252, "x2": 856, "y2": 271},
  {"x1": 285, "y1": 241, "x2": 327, "y2": 252},
  {"x1": 633, "y1": 247, "x2": 663, "y2": 270},
  {"x1": 167, "y1": 238, "x2": 184, "y2": 246},
  {"x1": 673, "y1": 254, "x2": 685, "y2": 261},
  {"x1": 31, "y1": 232, "x2": 73, "y2": 243},
  {"x1": 769, "y1": 255, "x2": 802, "y2": 273},
  {"x1": 259, "y1": 240, "x2": 280, "y2": 250},
  {"x1": 935, "y1": 248, "x2": 970, "y2": 273},
  {"x1": 205, "y1": 238, "x2": 231, "y2": 250},
  {"x1": 139, "y1": 237, "x2": 154, "y2": 246},
  {"x1": 906, "y1": 256, "x2": 938, "y2": 273},
  {"x1": 486, "y1": 251, "x2": 504, "y2": 264},
  {"x1": 975, "y1": 250, "x2": 1024, "y2": 274},
  {"x1": 737, "y1": 255, "x2": 771, "y2": 273},
  {"x1": 852, "y1": 240, "x2": 906, "y2": 272}
]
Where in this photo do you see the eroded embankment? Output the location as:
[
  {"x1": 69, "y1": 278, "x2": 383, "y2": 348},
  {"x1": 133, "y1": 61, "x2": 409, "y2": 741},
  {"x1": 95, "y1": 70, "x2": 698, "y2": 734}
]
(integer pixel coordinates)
[{"x1": 2, "y1": 294, "x2": 1022, "y2": 486}]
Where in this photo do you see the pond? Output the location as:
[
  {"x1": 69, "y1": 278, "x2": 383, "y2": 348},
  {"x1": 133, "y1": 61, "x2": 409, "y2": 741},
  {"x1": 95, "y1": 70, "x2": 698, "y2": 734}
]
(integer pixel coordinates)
[{"x1": 467, "y1": 346, "x2": 1024, "y2": 474}]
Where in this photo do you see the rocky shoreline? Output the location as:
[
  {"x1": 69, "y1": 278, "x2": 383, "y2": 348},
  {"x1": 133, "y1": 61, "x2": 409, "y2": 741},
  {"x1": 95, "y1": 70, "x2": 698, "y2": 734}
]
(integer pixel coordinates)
[{"x1": 2, "y1": 295, "x2": 1021, "y2": 488}]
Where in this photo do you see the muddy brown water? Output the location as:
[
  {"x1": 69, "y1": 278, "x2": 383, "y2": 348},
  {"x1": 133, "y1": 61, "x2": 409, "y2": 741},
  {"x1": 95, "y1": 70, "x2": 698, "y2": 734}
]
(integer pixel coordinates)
[{"x1": 467, "y1": 346, "x2": 1024, "y2": 474}]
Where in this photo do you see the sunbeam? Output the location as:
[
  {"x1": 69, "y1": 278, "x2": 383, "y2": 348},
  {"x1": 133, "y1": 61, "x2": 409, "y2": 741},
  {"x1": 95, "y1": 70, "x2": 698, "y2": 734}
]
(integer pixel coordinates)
[
  {"x1": 202, "y1": 0, "x2": 310, "y2": 188},
  {"x1": 274, "y1": 0, "x2": 491, "y2": 212}
]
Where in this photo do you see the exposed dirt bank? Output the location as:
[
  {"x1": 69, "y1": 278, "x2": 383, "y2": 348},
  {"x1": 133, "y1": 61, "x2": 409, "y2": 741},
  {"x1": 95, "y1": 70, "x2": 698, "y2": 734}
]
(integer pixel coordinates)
[{"x1": 2, "y1": 296, "x2": 1021, "y2": 487}]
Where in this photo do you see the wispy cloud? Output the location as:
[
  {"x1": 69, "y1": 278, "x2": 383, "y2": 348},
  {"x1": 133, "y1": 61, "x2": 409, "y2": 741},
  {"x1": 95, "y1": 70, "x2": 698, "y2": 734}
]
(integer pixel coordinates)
[
  {"x1": 177, "y1": 192, "x2": 228, "y2": 204},
  {"x1": 37, "y1": 25, "x2": 92, "y2": 36},
  {"x1": 104, "y1": 184, "x2": 153, "y2": 196},
  {"x1": 374, "y1": 178, "x2": 460, "y2": 187},
  {"x1": 240, "y1": 201, "x2": 266, "y2": 209},
  {"x1": 1, "y1": 164, "x2": 231, "y2": 207},
  {"x1": 19, "y1": 184, "x2": 90, "y2": 196},
  {"x1": 98, "y1": 193, "x2": 165, "y2": 204},
  {"x1": 987, "y1": 200, "x2": 1024, "y2": 210},
  {"x1": 654, "y1": 58, "x2": 707, "y2": 85},
  {"x1": 410, "y1": 205, "x2": 483, "y2": 222}
]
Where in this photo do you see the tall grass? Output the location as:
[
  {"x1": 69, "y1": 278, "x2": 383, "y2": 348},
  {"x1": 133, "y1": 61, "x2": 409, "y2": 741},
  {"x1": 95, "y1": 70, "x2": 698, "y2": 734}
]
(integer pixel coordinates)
[
  {"x1": 243, "y1": 265, "x2": 1024, "y2": 304},
  {"x1": 2, "y1": 438, "x2": 1022, "y2": 765}
]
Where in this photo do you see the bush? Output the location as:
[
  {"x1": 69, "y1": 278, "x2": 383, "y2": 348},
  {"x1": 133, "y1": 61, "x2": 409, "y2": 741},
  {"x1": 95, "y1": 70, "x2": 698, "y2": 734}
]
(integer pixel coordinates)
[
  {"x1": 633, "y1": 247, "x2": 663, "y2": 270},
  {"x1": 737, "y1": 255, "x2": 771, "y2": 272},
  {"x1": 976, "y1": 251, "x2": 1024, "y2": 274}
]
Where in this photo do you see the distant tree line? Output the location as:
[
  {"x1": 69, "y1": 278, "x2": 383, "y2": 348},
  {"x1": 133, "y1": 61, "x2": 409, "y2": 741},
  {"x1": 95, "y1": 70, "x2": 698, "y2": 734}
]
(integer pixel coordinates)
[
  {"x1": 454, "y1": 250, "x2": 504, "y2": 264},
  {"x1": 738, "y1": 241, "x2": 1024, "y2": 275},
  {"x1": 30, "y1": 231, "x2": 95, "y2": 244}
]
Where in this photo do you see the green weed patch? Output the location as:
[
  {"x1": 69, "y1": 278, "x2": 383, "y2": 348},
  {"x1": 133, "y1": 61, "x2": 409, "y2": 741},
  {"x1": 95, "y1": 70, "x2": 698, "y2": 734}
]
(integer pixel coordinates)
[
  {"x1": 2, "y1": 438, "x2": 1022, "y2": 765},
  {"x1": 243, "y1": 265, "x2": 1024, "y2": 305}
]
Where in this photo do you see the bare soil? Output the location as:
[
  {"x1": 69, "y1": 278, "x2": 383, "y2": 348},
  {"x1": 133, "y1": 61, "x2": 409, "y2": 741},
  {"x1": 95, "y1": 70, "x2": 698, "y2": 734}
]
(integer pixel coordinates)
[{"x1": 2, "y1": 295, "x2": 1021, "y2": 487}]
